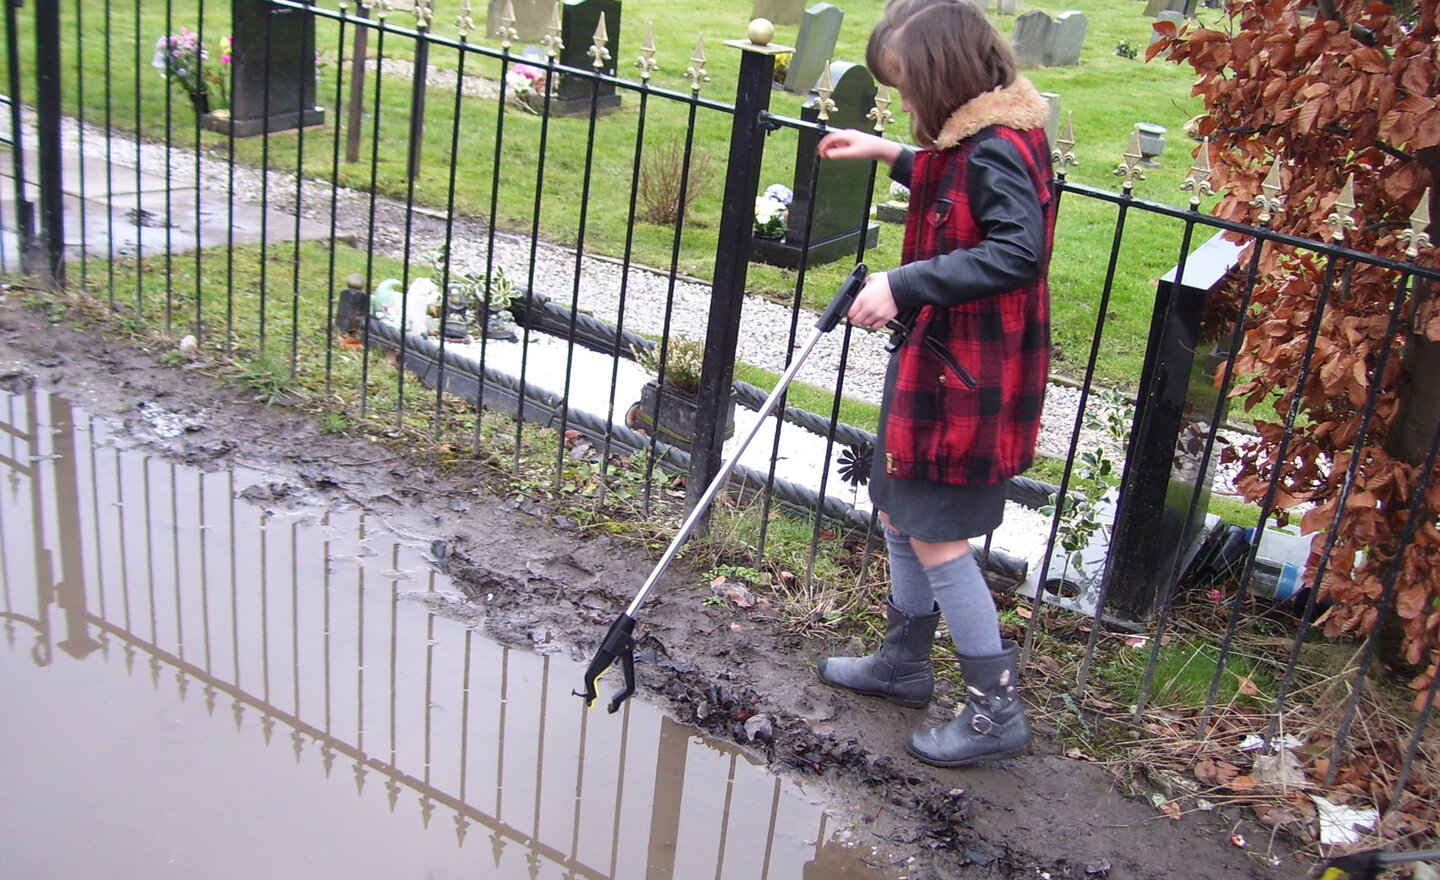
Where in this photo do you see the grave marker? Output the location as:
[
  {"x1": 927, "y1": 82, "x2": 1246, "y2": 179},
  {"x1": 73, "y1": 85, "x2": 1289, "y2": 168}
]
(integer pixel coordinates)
[
  {"x1": 209, "y1": 0, "x2": 326, "y2": 137},
  {"x1": 752, "y1": 62, "x2": 880, "y2": 268},
  {"x1": 783, "y1": 3, "x2": 844, "y2": 95},
  {"x1": 751, "y1": 0, "x2": 807, "y2": 25},
  {"x1": 1012, "y1": 10, "x2": 1055, "y2": 68},
  {"x1": 1048, "y1": 11, "x2": 1087, "y2": 66},
  {"x1": 487, "y1": 0, "x2": 553, "y2": 42}
]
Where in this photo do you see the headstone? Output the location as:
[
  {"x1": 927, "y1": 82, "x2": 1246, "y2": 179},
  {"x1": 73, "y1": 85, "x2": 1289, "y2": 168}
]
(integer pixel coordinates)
[
  {"x1": 784, "y1": 3, "x2": 844, "y2": 95},
  {"x1": 545, "y1": 0, "x2": 622, "y2": 116},
  {"x1": 1012, "y1": 10, "x2": 1056, "y2": 68},
  {"x1": 1046, "y1": 11, "x2": 1087, "y2": 66},
  {"x1": 996, "y1": 0, "x2": 1017, "y2": 13},
  {"x1": 1142, "y1": 0, "x2": 1170, "y2": 16},
  {"x1": 1103, "y1": 233, "x2": 1245, "y2": 624},
  {"x1": 751, "y1": 0, "x2": 806, "y2": 25},
  {"x1": 1152, "y1": 9, "x2": 1185, "y2": 42},
  {"x1": 208, "y1": 0, "x2": 325, "y2": 137},
  {"x1": 487, "y1": 0, "x2": 554, "y2": 42},
  {"x1": 752, "y1": 62, "x2": 880, "y2": 268}
]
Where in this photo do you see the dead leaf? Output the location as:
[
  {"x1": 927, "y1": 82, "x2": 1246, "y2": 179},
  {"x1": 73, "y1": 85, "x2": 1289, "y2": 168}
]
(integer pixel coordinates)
[{"x1": 1159, "y1": 801, "x2": 1183, "y2": 820}]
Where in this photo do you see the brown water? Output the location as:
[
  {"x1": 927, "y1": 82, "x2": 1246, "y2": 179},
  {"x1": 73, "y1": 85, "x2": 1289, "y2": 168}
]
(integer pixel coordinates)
[{"x1": 0, "y1": 388, "x2": 899, "y2": 879}]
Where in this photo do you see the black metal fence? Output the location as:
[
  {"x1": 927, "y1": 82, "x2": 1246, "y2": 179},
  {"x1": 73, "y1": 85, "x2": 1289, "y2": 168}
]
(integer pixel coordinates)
[{"x1": 3, "y1": 0, "x2": 1438, "y2": 851}]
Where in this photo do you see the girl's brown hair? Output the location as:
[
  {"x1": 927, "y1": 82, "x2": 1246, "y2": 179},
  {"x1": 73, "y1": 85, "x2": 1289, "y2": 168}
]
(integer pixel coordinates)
[{"x1": 871, "y1": 1, "x2": 1017, "y2": 146}]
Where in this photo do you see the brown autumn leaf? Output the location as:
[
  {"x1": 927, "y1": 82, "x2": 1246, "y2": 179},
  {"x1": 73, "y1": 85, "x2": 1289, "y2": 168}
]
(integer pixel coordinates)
[{"x1": 1195, "y1": 758, "x2": 1241, "y2": 787}]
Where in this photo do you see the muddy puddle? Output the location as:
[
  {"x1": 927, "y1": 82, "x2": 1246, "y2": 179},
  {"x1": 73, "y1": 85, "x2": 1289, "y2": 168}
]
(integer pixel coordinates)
[{"x1": 0, "y1": 387, "x2": 901, "y2": 879}]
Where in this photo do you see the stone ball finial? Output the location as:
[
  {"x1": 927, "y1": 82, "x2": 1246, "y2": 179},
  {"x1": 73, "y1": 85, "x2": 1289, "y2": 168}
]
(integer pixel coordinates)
[{"x1": 747, "y1": 18, "x2": 775, "y2": 45}]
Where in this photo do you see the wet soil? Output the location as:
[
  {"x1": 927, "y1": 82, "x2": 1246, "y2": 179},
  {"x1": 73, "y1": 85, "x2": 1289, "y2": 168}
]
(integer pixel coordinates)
[{"x1": 0, "y1": 294, "x2": 1302, "y2": 880}]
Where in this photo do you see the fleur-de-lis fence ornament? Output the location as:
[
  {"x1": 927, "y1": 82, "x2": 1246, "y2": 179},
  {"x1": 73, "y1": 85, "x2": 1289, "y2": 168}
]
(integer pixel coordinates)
[
  {"x1": 542, "y1": 2, "x2": 564, "y2": 59},
  {"x1": 492, "y1": 0, "x2": 516, "y2": 47},
  {"x1": 588, "y1": 15, "x2": 611, "y2": 69},
  {"x1": 868, "y1": 85, "x2": 893, "y2": 134},
  {"x1": 1052, "y1": 111, "x2": 1077, "y2": 177},
  {"x1": 1180, "y1": 137, "x2": 1215, "y2": 208},
  {"x1": 685, "y1": 36, "x2": 710, "y2": 93},
  {"x1": 1113, "y1": 129, "x2": 1146, "y2": 191},
  {"x1": 1251, "y1": 162, "x2": 1284, "y2": 226},
  {"x1": 812, "y1": 61, "x2": 838, "y2": 123},
  {"x1": 413, "y1": 0, "x2": 433, "y2": 30},
  {"x1": 1324, "y1": 174, "x2": 1358, "y2": 243},
  {"x1": 1398, "y1": 188, "x2": 1433, "y2": 259},
  {"x1": 373, "y1": 0, "x2": 391, "y2": 21},
  {"x1": 636, "y1": 22, "x2": 659, "y2": 81},
  {"x1": 456, "y1": 0, "x2": 477, "y2": 38}
]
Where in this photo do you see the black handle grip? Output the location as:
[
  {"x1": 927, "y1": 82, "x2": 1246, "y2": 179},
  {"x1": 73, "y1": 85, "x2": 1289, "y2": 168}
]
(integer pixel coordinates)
[
  {"x1": 884, "y1": 310, "x2": 918, "y2": 353},
  {"x1": 574, "y1": 613, "x2": 637, "y2": 709},
  {"x1": 815, "y1": 263, "x2": 868, "y2": 333}
]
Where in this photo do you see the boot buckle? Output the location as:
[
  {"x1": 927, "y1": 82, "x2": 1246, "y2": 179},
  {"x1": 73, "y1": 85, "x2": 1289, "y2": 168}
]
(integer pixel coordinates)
[{"x1": 969, "y1": 712, "x2": 995, "y2": 736}]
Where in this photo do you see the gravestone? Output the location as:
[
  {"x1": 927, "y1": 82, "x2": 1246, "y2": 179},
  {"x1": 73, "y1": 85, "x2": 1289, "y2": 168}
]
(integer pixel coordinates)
[
  {"x1": 752, "y1": 0, "x2": 806, "y2": 25},
  {"x1": 996, "y1": 0, "x2": 1017, "y2": 13},
  {"x1": 1144, "y1": 0, "x2": 1196, "y2": 15},
  {"x1": 545, "y1": 0, "x2": 622, "y2": 116},
  {"x1": 208, "y1": 0, "x2": 326, "y2": 137},
  {"x1": 1047, "y1": 11, "x2": 1087, "y2": 66},
  {"x1": 1012, "y1": 10, "x2": 1056, "y2": 68},
  {"x1": 1152, "y1": 9, "x2": 1185, "y2": 42},
  {"x1": 783, "y1": 3, "x2": 844, "y2": 95},
  {"x1": 487, "y1": 0, "x2": 554, "y2": 42},
  {"x1": 1103, "y1": 233, "x2": 1245, "y2": 624},
  {"x1": 752, "y1": 62, "x2": 880, "y2": 269}
]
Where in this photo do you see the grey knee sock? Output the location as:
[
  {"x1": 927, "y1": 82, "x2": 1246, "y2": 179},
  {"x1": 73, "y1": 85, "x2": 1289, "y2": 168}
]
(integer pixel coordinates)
[
  {"x1": 884, "y1": 527, "x2": 936, "y2": 616},
  {"x1": 925, "y1": 552, "x2": 1003, "y2": 656}
]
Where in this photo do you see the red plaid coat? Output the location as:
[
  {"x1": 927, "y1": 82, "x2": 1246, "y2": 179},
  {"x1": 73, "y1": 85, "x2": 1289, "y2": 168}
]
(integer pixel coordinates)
[{"x1": 883, "y1": 84, "x2": 1055, "y2": 485}]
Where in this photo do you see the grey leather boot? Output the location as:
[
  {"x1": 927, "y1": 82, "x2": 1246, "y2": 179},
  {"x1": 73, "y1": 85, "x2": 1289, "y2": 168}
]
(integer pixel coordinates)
[
  {"x1": 906, "y1": 639, "x2": 1030, "y2": 767},
  {"x1": 816, "y1": 599, "x2": 940, "y2": 708}
]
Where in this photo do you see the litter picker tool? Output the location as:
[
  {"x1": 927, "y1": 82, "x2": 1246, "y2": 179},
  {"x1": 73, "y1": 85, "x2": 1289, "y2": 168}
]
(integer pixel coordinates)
[{"x1": 576, "y1": 262, "x2": 869, "y2": 713}]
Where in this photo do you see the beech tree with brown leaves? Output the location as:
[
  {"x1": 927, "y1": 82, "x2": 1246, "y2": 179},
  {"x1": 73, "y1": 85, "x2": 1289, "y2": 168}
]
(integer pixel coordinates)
[{"x1": 1151, "y1": 1, "x2": 1440, "y2": 704}]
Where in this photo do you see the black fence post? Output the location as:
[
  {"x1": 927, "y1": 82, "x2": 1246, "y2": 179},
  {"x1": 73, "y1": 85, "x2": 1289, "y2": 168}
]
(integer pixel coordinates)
[
  {"x1": 687, "y1": 26, "x2": 792, "y2": 519},
  {"x1": 33, "y1": 0, "x2": 64, "y2": 288}
]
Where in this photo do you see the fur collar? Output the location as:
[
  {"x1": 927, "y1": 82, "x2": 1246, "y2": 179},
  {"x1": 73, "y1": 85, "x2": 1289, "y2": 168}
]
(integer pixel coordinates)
[{"x1": 933, "y1": 76, "x2": 1049, "y2": 149}]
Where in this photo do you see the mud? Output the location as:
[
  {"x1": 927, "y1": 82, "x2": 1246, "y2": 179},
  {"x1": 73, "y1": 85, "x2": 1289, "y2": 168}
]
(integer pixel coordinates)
[{"x1": 0, "y1": 294, "x2": 1301, "y2": 880}]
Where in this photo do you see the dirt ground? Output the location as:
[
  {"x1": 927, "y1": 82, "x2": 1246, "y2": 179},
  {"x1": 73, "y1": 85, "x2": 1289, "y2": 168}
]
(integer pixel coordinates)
[{"x1": 0, "y1": 293, "x2": 1306, "y2": 880}]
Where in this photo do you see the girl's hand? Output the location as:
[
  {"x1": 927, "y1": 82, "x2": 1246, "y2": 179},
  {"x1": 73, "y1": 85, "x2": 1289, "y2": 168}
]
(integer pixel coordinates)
[
  {"x1": 818, "y1": 129, "x2": 902, "y2": 166},
  {"x1": 847, "y1": 272, "x2": 899, "y2": 330}
]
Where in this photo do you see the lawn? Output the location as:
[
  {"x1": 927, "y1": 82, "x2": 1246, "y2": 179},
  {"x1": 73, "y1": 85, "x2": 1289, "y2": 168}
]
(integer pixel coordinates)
[{"x1": 33, "y1": 0, "x2": 1214, "y2": 392}]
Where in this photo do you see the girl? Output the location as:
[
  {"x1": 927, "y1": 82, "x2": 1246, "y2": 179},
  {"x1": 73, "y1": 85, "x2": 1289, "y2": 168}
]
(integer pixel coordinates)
[{"x1": 815, "y1": 0, "x2": 1054, "y2": 767}]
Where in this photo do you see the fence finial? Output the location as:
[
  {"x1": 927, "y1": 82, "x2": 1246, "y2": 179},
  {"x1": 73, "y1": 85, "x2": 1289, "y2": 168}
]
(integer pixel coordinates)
[
  {"x1": 1053, "y1": 112, "x2": 1078, "y2": 177},
  {"x1": 685, "y1": 36, "x2": 710, "y2": 93},
  {"x1": 413, "y1": 0, "x2": 433, "y2": 29},
  {"x1": 589, "y1": 15, "x2": 611, "y2": 69},
  {"x1": 636, "y1": 22, "x2": 658, "y2": 81},
  {"x1": 1113, "y1": 129, "x2": 1146, "y2": 191},
  {"x1": 1399, "y1": 188, "x2": 1433, "y2": 259},
  {"x1": 1180, "y1": 137, "x2": 1214, "y2": 208},
  {"x1": 543, "y1": 2, "x2": 564, "y2": 58},
  {"x1": 374, "y1": 0, "x2": 391, "y2": 20},
  {"x1": 1325, "y1": 175, "x2": 1358, "y2": 243},
  {"x1": 1252, "y1": 162, "x2": 1284, "y2": 225},
  {"x1": 493, "y1": 0, "x2": 516, "y2": 47},
  {"x1": 813, "y1": 62, "x2": 837, "y2": 123},
  {"x1": 868, "y1": 86, "x2": 893, "y2": 134}
]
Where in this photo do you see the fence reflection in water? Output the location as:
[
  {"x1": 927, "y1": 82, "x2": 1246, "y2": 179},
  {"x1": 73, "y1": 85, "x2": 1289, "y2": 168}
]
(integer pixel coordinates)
[{"x1": 0, "y1": 387, "x2": 892, "y2": 880}]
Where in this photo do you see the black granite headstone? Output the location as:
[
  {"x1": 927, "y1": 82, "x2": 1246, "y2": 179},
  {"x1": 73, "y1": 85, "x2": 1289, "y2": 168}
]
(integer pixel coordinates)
[
  {"x1": 752, "y1": 61, "x2": 880, "y2": 269},
  {"x1": 545, "y1": 0, "x2": 622, "y2": 117},
  {"x1": 208, "y1": 0, "x2": 326, "y2": 137},
  {"x1": 1103, "y1": 233, "x2": 1245, "y2": 625}
]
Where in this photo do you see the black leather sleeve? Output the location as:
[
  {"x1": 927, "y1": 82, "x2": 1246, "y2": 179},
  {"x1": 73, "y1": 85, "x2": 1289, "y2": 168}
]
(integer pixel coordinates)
[
  {"x1": 891, "y1": 146, "x2": 915, "y2": 188},
  {"x1": 888, "y1": 137, "x2": 1044, "y2": 311}
]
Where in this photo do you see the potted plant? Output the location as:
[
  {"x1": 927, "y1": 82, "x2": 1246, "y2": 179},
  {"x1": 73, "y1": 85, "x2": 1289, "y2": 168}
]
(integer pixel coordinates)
[{"x1": 626, "y1": 336, "x2": 735, "y2": 451}]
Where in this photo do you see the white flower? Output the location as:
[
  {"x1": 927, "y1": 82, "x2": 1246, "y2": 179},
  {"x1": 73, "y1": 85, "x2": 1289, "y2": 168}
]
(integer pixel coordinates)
[{"x1": 763, "y1": 183, "x2": 793, "y2": 206}]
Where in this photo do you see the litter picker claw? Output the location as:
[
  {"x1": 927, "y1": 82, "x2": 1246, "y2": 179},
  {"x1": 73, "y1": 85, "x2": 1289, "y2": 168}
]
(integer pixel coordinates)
[{"x1": 576, "y1": 263, "x2": 870, "y2": 713}]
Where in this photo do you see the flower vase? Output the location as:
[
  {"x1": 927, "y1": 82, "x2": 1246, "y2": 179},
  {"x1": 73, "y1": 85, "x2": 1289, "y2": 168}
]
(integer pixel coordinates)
[
  {"x1": 188, "y1": 89, "x2": 212, "y2": 116},
  {"x1": 625, "y1": 380, "x2": 735, "y2": 452}
]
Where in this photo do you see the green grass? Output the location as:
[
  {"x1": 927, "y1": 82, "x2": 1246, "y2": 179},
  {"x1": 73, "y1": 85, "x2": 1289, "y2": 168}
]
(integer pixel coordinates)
[
  {"x1": 34, "y1": 0, "x2": 1215, "y2": 393},
  {"x1": 1099, "y1": 638, "x2": 1276, "y2": 712}
]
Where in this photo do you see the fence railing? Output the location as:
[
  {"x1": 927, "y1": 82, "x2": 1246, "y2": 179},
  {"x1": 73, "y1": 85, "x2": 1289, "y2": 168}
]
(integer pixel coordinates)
[{"x1": 3, "y1": 0, "x2": 1439, "y2": 852}]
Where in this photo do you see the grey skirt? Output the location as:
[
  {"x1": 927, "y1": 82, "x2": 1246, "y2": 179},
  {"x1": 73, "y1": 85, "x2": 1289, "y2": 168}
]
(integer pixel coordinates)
[{"x1": 867, "y1": 355, "x2": 1008, "y2": 543}]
